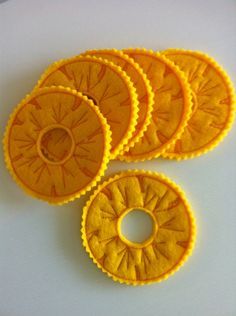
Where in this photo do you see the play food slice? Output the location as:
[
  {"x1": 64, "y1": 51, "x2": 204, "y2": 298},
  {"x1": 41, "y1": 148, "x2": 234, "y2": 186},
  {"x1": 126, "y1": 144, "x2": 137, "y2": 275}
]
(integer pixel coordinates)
[
  {"x1": 119, "y1": 48, "x2": 192, "y2": 161},
  {"x1": 83, "y1": 49, "x2": 154, "y2": 149},
  {"x1": 162, "y1": 49, "x2": 236, "y2": 159},
  {"x1": 4, "y1": 87, "x2": 111, "y2": 204},
  {"x1": 35, "y1": 55, "x2": 138, "y2": 158},
  {"x1": 82, "y1": 170, "x2": 196, "y2": 285}
]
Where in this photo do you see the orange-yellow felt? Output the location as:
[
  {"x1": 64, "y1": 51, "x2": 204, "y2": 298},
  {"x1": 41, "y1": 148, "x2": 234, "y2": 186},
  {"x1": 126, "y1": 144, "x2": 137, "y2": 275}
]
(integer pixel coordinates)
[
  {"x1": 162, "y1": 49, "x2": 235, "y2": 158},
  {"x1": 120, "y1": 49, "x2": 192, "y2": 161},
  {"x1": 4, "y1": 87, "x2": 110, "y2": 204},
  {"x1": 82, "y1": 170, "x2": 196, "y2": 285},
  {"x1": 84, "y1": 49, "x2": 154, "y2": 149}
]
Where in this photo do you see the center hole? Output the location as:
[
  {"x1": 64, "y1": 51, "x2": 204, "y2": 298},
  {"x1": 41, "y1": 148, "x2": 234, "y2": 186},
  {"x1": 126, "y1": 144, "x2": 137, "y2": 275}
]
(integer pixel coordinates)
[
  {"x1": 83, "y1": 92, "x2": 98, "y2": 105},
  {"x1": 121, "y1": 209, "x2": 154, "y2": 244},
  {"x1": 40, "y1": 127, "x2": 72, "y2": 163}
]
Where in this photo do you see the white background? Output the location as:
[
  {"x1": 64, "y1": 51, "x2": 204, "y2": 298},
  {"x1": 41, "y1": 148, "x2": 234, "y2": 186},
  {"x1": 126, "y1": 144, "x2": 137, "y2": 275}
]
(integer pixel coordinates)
[{"x1": 0, "y1": 1, "x2": 236, "y2": 315}]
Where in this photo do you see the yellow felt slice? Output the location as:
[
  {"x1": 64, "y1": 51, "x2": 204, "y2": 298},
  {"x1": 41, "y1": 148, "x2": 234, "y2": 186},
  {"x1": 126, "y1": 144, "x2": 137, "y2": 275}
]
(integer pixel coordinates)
[
  {"x1": 35, "y1": 55, "x2": 138, "y2": 158},
  {"x1": 83, "y1": 49, "x2": 154, "y2": 150},
  {"x1": 4, "y1": 86, "x2": 111, "y2": 204},
  {"x1": 119, "y1": 48, "x2": 192, "y2": 162},
  {"x1": 162, "y1": 49, "x2": 236, "y2": 159},
  {"x1": 82, "y1": 170, "x2": 196, "y2": 285}
]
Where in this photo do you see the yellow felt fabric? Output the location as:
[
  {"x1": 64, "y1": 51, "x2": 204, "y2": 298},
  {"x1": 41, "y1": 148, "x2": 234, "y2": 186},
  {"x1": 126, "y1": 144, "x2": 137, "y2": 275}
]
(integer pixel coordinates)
[
  {"x1": 119, "y1": 49, "x2": 192, "y2": 161},
  {"x1": 84, "y1": 49, "x2": 154, "y2": 150},
  {"x1": 162, "y1": 49, "x2": 236, "y2": 159},
  {"x1": 82, "y1": 170, "x2": 196, "y2": 285},
  {"x1": 4, "y1": 87, "x2": 111, "y2": 204}
]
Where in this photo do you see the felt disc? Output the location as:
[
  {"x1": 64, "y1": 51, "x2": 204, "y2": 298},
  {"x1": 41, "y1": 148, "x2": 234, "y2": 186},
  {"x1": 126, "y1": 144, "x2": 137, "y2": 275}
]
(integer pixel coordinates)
[
  {"x1": 82, "y1": 170, "x2": 196, "y2": 285},
  {"x1": 162, "y1": 49, "x2": 235, "y2": 159},
  {"x1": 83, "y1": 49, "x2": 154, "y2": 150},
  {"x1": 119, "y1": 48, "x2": 192, "y2": 161},
  {"x1": 4, "y1": 87, "x2": 111, "y2": 204}
]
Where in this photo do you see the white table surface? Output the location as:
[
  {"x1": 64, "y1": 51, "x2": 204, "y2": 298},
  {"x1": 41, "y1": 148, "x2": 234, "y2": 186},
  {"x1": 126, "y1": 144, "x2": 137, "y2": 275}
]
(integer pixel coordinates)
[{"x1": 0, "y1": 1, "x2": 236, "y2": 315}]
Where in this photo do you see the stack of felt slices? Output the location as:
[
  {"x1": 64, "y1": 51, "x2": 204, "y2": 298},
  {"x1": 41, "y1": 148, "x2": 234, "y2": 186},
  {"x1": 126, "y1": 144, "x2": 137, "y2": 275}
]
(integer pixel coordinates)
[
  {"x1": 4, "y1": 48, "x2": 235, "y2": 204},
  {"x1": 3, "y1": 48, "x2": 236, "y2": 285}
]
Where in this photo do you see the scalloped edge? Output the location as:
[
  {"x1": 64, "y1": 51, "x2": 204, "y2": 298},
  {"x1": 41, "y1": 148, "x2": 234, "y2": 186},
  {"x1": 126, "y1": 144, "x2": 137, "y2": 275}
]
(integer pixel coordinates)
[
  {"x1": 3, "y1": 86, "x2": 112, "y2": 205},
  {"x1": 82, "y1": 48, "x2": 154, "y2": 151},
  {"x1": 34, "y1": 54, "x2": 139, "y2": 159},
  {"x1": 116, "y1": 48, "x2": 193, "y2": 162},
  {"x1": 161, "y1": 48, "x2": 236, "y2": 160},
  {"x1": 81, "y1": 169, "x2": 197, "y2": 285}
]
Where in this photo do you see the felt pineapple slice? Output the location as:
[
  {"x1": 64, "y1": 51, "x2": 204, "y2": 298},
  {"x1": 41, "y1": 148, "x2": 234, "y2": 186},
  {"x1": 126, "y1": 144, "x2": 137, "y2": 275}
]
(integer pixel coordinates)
[
  {"x1": 162, "y1": 49, "x2": 236, "y2": 159},
  {"x1": 119, "y1": 48, "x2": 192, "y2": 162},
  {"x1": 3, "y1": 86, "x2": 111, "y2": 204},
  {"x1": 35, "y1": 55, "x2": 138, "y2": 158},
  {"x1": 82, "y1": 170, "x2": 196, "y2": 285},
  {"x1": 83, "y1": 49, "x2": 154, "y2": 150}
]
